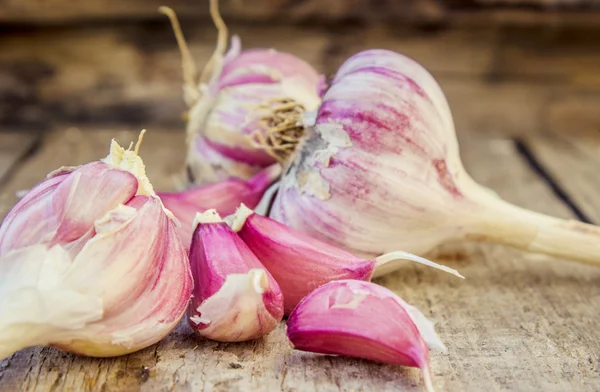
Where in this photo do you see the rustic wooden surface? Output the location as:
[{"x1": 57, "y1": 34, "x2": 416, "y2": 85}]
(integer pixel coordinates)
[
  {"x1": 0, "y1": 127, "x2": 599, "y2": 391},
  {"x1": 0, "y1": 22, "x2": 599, "y2": 134},
  {"x1": 0, "y1": 0, "x2": 598, "y2": 24},
  {"x1": 1, "y1": 14, "x2": 600, "y2": 392}
]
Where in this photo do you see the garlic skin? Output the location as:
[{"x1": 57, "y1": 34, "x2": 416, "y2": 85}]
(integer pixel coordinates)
[
  {"x1": 232, "y1": 204, "x2": 462, "y2": 314},
  {"x1": 271, "y1": 49, "x2": 600, "y2": 268},
  {"x1": 188, "y1": 210, "x2": 283, "y2": 342},
  {"x1": 158, "y1": 164, "x2": 281, "y2": 249},
  {"x1": 0, "y1": 136, "x2": 192, "y2": 359},
  {"x1": 161, "y1": 4, "x2": 324, "y2": 184},
  {"x1": 286, "y1": 280, "x2": 446, "y2": 392}
]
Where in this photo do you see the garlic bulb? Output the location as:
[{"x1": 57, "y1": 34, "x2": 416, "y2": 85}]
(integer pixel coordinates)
[
  {"x1": 270, "y1": 49, "x2": 600, "y2": 268},
  {"x1": 0, "y1": 134, "x2": 192, "y2": 359},
  {"x1": 287, "y1": 280, "x2": 446, "y2": 392},
  {"x1": 160, "y1": 3, "x2": 324, "y2": 184},
  {"x1": 158, "y1": 164, "x2": 280, "y2": 248},
  {"x1": 232, "y1": 204, "x2": 462, "y2": 314},
  {"x1": 188, "y1": 210, "x2": 284, "y2": 342}
]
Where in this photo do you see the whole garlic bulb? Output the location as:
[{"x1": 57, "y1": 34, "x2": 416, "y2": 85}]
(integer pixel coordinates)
[
  {"x1": 161, "y1": 3, "x2": 324, "y2": 184},
  {"x1": 271, "y1": 49, "x2": 600, "y2": 269},
  {"x1": 0, "y1": 135, "x2": 192, "y2": 359}
]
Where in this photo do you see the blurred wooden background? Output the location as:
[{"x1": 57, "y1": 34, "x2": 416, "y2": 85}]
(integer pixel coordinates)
[
  {"x1": 0, "y1": 0, "x2": 598, "y2": 134},
  {"x1": 1, "y1": 2, "x2": 600, "y2": 391}
]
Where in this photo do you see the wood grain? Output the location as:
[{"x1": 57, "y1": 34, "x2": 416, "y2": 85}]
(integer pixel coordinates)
[
  {"x1": 0, "y1": 0, "x2": 597, "y2": 24},
  {"x1": 0, "y1": 128, "x2": 598, "y2": 391},
  {"x1": 1, "y1": 22, "x2": 599, "y2": 138},
  {"x1": 0, "y1": 22, "x2": 329, "y2": 128}
]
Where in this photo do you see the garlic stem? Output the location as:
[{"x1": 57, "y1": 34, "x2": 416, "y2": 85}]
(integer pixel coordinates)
[
  {"x1": 374, "y1": 251, "x2": 464, "y2": 279},
  {"x1": 158, "y1": 6, "x2": 200, "y2": 106},
  {"x1": 200, "y1": 0, "x2": 229, "y2": 85},
  {"x1": 475, "y1": 197, "x2": 600, "y2": 267}
]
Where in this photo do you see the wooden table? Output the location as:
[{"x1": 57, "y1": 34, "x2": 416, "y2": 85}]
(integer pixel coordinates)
[
  {"x1": 0, "y1": 127, "x2": 598, "y2": 391},
  {"x1": 1, "y1": 17, "x2": 600, "y2": 391}
]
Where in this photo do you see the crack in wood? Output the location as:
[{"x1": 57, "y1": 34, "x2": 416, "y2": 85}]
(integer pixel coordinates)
[{"x1": 514, "y1": 138, "x2": 593, "y2": 224}]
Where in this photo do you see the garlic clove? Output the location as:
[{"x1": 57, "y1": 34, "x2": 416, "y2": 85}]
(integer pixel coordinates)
[
  {"x1": 55, "y1": 196, "x2": 192, "y2": 356},
  {"x1": 188, "y1": 209, "x2": 283, "y2": 342},
  {"x1": 158, "y1": 164, "x2": 281, "y2": 248},
  {"x1": 286, "y1": 280, "x2": 444, "y2": 392},
  {"x1": 0, "y1": 244, "x2": 103, "y2": 359},
  {"x1": 232, "y1": 204, "x2": 463, "y2": 314},
  {"x1": 0, "y1": 133, "x2": 193, "y2": 359},
  {"x1": 0, "y1": 162, "x2": 138, "y2": 256}
]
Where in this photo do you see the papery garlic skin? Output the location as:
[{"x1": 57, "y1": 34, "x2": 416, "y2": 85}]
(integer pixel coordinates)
[
  {"x1": 188, "y1": 210, "x2": 283, "y2": 342},
  {"x1": 0, "y1": 137, "x2": 192, "y2": 358},
  {"x1": 158, "y1": 164, "x2": 281, "y2": 249},
  {"x1": 271, "y1": 49, "x2": 600, "y2": 268},
  {"x1": 233, "y1": 204, "x2": 463, "y2": 314},
  {"x1": 286, "y1": 280, "x2": 445, "y2": 392}
]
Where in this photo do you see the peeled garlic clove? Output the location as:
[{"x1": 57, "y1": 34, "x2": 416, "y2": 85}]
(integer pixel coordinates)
[
  {"x1": 231, "y1": 204, "x2": 462, "y2": 314},
  {"x1": 188, "y1": 210, "x2": 283, "y2": 342},
  {"x1": 286, "y1": 280, "x2": 445, "y2": 392},
  {"x1": 158, "y1": 164, "x2": 281, "y2": 248},
  {"x1": 0, "y1": 133, "x2": 193, "y2": 359},
  {"x1": 271, "y1": 49, "x2": 600, "y2": 268},
  {"x1": 160, "y1": 3, "x2": 323, "y2": 184}
]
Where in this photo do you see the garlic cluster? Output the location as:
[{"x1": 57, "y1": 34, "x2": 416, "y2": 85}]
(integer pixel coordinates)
[
  {"x1": 161, "y1": 2, "x2": 324, "y2": 184},
  {"x1": 0, "y1": 134, "x2": 192, "y2": 359},
  {"x1": 270, "y1": 49, "x2": 600, "y2": 268},
  {"x1": 287, "y1": 280, "x2": 446, "y2": 392}
]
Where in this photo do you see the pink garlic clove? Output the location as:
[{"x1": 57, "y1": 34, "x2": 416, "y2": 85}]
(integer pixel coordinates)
[
  {"x1": 188, "y1": 210, "x2": 283, "y2": 342},
  {"x1": 231, "y1": 204, "x2": 463, "y2": 314},
  {"x1": 160, "y1": 2, "x2": 323, "y2": 184},
  {"x1": 0, "y1": 162, "x2": 138, "y2": 256},
  {"x1": 0, "y1": 133, "x2": 193, "y2": 359},
  {"x1": 157, "y1": 164, "x2": 280, "y2": 249},
  {"x1": 286, "y1": 280, "x2": 446, "y2": 392}
]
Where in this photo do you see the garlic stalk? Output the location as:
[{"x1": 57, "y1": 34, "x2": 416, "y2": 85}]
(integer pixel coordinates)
[
  {"x1": 158, "y1": 164, "x2": 281, "y2": 248},
  {"x1": 0, "y1": 133, "x2": 192, "y2": 358},
  {"x1": 160, "y1": 1, "x2": 324, "y2": 184},
  {"x1": 188, "y1": 210, "x2": 283, "y2": 342},
  {"x1": 286, "y1": 280, "x2": 446, "y2": 392},
  {"x1": 231, "y1": 204, "x2": 462, "y2": 314},
  {"x1": 267, "y1": 49, "x2": 600, "y2": 269}
]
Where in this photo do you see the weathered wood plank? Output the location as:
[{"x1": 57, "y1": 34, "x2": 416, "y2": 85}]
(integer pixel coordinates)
[
  {"x1": 524, "y1": 132, "x2": 600, "y2": 223},
  {"x1": 2, "y1": 21, "x2": 599, "y2": 138},
  {"x1": 0, "y1": 127, "x2": 598, "y2": 391},
  {"x1": 0, "y1": 0, "x2": 597, "y2": 24},
  {"x1": 0, "y1": 22, "x2": 330, "y2": 128},
  {"x1": 0, "y1": 132, "x2": 38, "y2": 182},
  {"x1": 0, "y1": 132, "x2": 39, "y2": 216}
]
